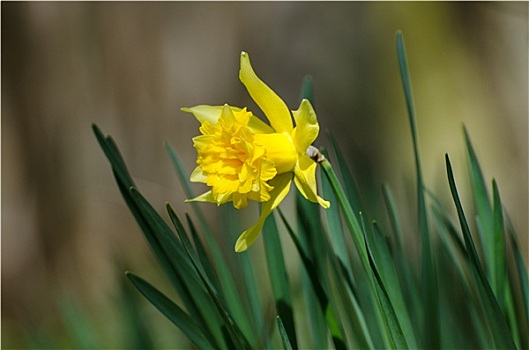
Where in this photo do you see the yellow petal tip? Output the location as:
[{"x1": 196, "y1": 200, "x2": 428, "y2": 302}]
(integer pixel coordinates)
[{"x1": 234, "y1": 239, "x2": 248, "y2": 253}]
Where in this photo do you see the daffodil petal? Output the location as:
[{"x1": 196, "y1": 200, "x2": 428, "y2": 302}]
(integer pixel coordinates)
[
  {"x1": 291, "y1": 99, "x2": 319, "y2": 153},
  {"x1": 190, "y1": 166, "x2": 207, "y2": 183},
  {"x1": 239, "y1": 52, "x2": 293, "y2": 133},
  {"x1": 294, "y1": 155, "x2": 330, "y2": 209},
  {"x1": 185, "y1": 190, "x2": 216, "y2": 204},
  {"x1": 266, "y1": 172, "x2": 294, "y2": 211},
  {"x1": 234, "y1": 172, "x2": 293, "y2": 252},
  {"x1": 220, "y1": 104, "x2": 237, "y2": 124},
  {"x1": 181, "y1": 105, "x2": 228, "y2": 124},
  {"x1": 248, "y1": 115, "x2": 275, "y2": 134},
  {"x1": 182, "y1": 104, "x2": 273, "y2": 134}
]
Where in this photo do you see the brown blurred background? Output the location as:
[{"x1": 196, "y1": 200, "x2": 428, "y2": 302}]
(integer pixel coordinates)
[{"x1": 2, "y1": 2, "x2": 527, "y2": 348}]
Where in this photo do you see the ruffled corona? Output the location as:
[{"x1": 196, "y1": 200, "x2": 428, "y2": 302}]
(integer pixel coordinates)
[
  {"x1": 184, "y1": 52, "x2": 329, "y2": 252},
  {"x1": 190, "y1": 105, "x2": 298, "y2": 209}
]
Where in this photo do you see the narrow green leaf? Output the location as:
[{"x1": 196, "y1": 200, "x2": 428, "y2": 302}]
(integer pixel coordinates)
[
  {"x1": 430, "y1": 178, "x2": 505, "y2": 348},
  {"x1": 263, "y1": 213, "x2": 297, "y2": 349},
  {"x1": 166, "y1": 204, "x2": 251, "y2": 350},
  {"x1": 277, "y1": 316, "x2": 294, "y2": 350},
  {"x1": 492, "y1": 179, "x2": 507, "y2": 307},
  {"x1": 92, "y1": 124, "x2": 134, "y2": 188},
  {"x1": 320, "y1": 158, "x2": 394, "y2": 348},
  {"x1": 298, "y1": 177, "x2": 374, "y2": 349},
  {"x1": 429, "y1": 196, "x2": 493, "y2": 348},
  {"x1": 426, "y1": 188, "x2": 466, "y2": 257},
  {"x1": 319, "y1": 166, "x2": 376, "y2": 348},
  {"x1": 330, "y1": 253, "x2": 375, "y2": 349},
  {"x1": 279, "y1": 209, "x2": 347, "y2": 350},
  {"x1": 300, "y1": 76, "x2": 367, "y2": 348},
  {"x1": 130, "y1": 189, "x2": 231, "y2": 347},
  {"x1": 129, "y1": 189, "x2": 201, "y2": 288},
  {"x1": 218, "y1": 203, "x2": 264, "y2": 347},
  {"x1": 464, "y1": 127, "x2": 493, "y2": 262},
  {"x1": 219, "y1": 205, "x2": 265, "y2": 348},
  {"x1": 185, "y1": 214, "x2": 222, "y2": 293},
  {"x1": 436, "y1": 246, "x2": 490, "y2": 349},
  {"x1": 118, "y1": 270, "x2": 155, "y2": 350},
  {"x1": 427, "y1": 188, "x2": 479, "y2": 312},
  {"x1": 238, "y1": 251, "x2": 264, "y2": 348},
  {"x1": 94, "y1": 126, "x2": 234, "y2": 348},
  {"x1": 294, "y1": 193, "x2": 332, "y2": 349},
  {"x1": 446, "y1": 154, "x2": 516, "y2": 349},
  {"x1": 506, "y1": 218, "x2": 529, "y2": 348},
  {"x1": 396, "y1": 30, "x2": 437, "y2": 348},
  {"x1": 168, "y1": 207, "x2": 200, "y2": 264},
  {"x1": 370, "y1": 222, "x2": 417, "y2": 348},
  {"x1": 296, "y1": 192, "x2": 326, "y2": 262},
  {"x1": 382, "y1": 184, "x2": 404, "y2": 255},
  {"x1": 297, "y1": 187, "x2": 371, "y2": 349},
  {"x1": 320, "y1": 148, "x2": 353, "y2": 278},
  {"x1": 326, "y1": 130, "x2": 365, "y2": 222},
  {"x1": 363, "y1": 225, "x2": 408, "y2": 349},
  {"x1": 94, "y1": 126, "x2": 209, "y2": 327},
  {"x1": 508, "y1": 224, "x2": 529, "y2": 326},
  {"x1": 383, "y1": 184, "x2": 423, "y2": 339},
  {"x1": 301, "y1": 270, "x2": 328, "y2": 349},
  {"x1": 320, "y1": 159, "x2": 369, "y2": 273},
  {"x1": 431, "y1": 205, "x2": 468, "y2": 277},
  {"x1": 126, "y1": 272, "x2": 215, "y2": 349}
]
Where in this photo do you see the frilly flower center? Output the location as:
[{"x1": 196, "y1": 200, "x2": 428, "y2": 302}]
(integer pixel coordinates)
[{"x1": 193, "y1": 108, "x2": 298, "y2": 209}]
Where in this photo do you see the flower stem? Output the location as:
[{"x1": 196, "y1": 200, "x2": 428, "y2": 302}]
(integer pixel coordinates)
[
  {"x1": 319, "y1": 158, "x2": 369, "y2": 271},
  {"x1": 320, "y1": 157, "x2": 401, "y2": 348}
]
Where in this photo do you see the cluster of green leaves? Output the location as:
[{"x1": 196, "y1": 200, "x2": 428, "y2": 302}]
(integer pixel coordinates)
[{"x1": 93, "y1": 31, "x2": 527, "y2": 349}]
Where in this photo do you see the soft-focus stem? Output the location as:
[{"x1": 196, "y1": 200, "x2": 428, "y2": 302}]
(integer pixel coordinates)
[
  {"x1": 320, "y1": 157, "x2": 399, "y2": 348},
  {"x1": 319, "y1": 158, "x2": 370, "y2": 274}
]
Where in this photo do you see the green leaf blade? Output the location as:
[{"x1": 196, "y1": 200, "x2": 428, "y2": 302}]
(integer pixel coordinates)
[
  {"x1": 126, "y1": 273, "x2": 215, "y2": 349},
  {"x1": 365, "y1": 241, "x2": 408, "y2": 349},
  {"x1": 166, "y1": 204, "x2": 251, "y2": 350},
  {"x1": 279, "y1": 209, "x2": 347, "y2": 350},
  {"x1": 446, "y1": 154, "x2": 516, "y2": 349},
  {"x1": 396, "y1": 30, "x2": 438, "y2": 348},
  {"x1": 277, "y1": 316, "x2": 294, "y2": 350},
  {"x1": 263, "y1": 213, "x2": 297, "y2": 349},
  {"x1": 464, "y1": 127, "x2": 493, "y2": 260},
  {"x1": 492, "y1": 180, "x2": 507, "y2": 307}
]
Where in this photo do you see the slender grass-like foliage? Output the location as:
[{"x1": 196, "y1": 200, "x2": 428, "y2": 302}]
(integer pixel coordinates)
[{"x1": 93, "y1": 31, "x2": 527, "y2": 349}]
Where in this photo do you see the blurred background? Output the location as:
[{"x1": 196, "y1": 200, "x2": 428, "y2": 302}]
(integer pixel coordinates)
[{"x1": 2, "y1": 2, "x2": 527, "y2": 348}]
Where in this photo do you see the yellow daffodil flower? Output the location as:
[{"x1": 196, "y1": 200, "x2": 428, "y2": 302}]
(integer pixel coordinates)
[{"x1": 183, "y1": 52, "x2": 329, "y2": 252}]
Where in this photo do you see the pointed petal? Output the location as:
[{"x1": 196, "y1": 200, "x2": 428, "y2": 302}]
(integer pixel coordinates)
[
  {"x1": 231, "y1": 192, "x2": 249, "y2": 209},
  {"x1": 291, "y1": 99, "x2": 320, "y2": 153},
  {"x1": 294, "y1": 155, "x2": 330, "y2": 208},
  {"x1": 266, "y1": 172, "x2": 294, "y2": 211},
  {"x1": 192, "y1": 134, "x2": 213, "y2": 148},
  {"x1": 239, "y1": 52, "x2": 293, "y2": 133},
  {"x1": 185, "y1": 191, "x2": 216, "y2": 204},
  {"x1": 190, "y1": 166, "x2": 207, "y2": 183},
  {"x1": 234, "y1": 173, "x2": 293, "y2": 252},
  {"x1": 247, "y1": 115, "x2": 274, "y2": 134},
  {"x1": 181, "y1": 105, "x2": 227, "y2": 124},
  {"x1": 220, "y1": 104, "x2": 237, "y2": 124}
]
